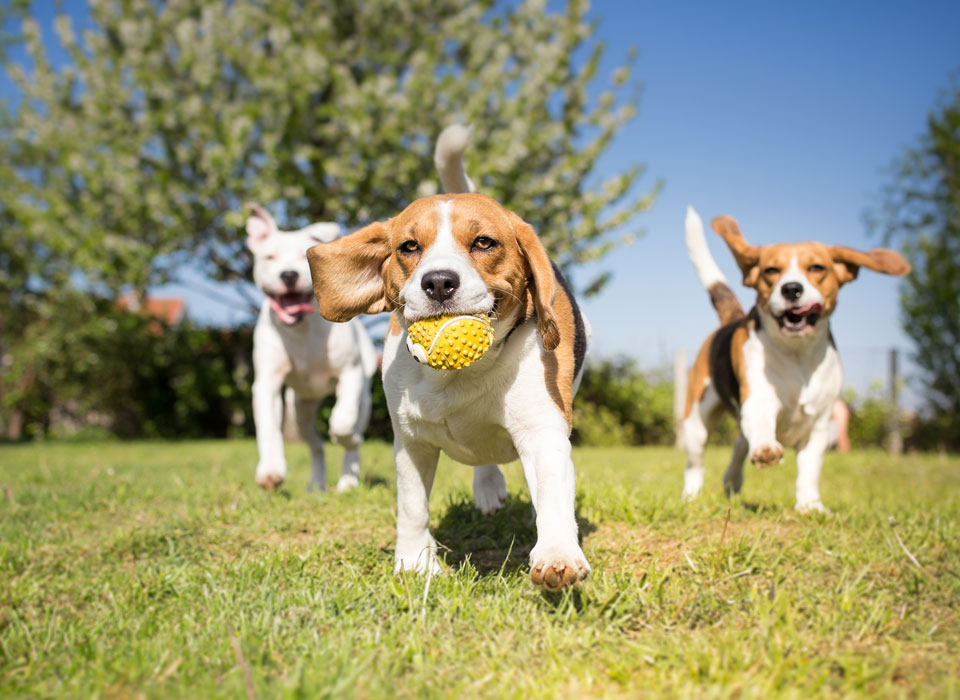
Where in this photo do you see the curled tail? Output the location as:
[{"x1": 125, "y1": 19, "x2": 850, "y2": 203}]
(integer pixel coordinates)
[
  {"x1": 685, "y1": 206, "x2": 745, "y2": 325},
  {"x1": 434, "y1": 124, "x2": 476, "y2": 194}
]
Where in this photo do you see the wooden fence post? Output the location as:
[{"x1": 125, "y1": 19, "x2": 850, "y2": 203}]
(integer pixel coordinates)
[
  {"x1": 674, "y1": 348, "x2": 687, "y2": 448},
  {"x1": 887, "y1": 348, "x2": 903, "y2": 455}
]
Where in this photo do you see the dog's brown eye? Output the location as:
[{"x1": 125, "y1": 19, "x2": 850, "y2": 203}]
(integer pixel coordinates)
[
  {"x1": 399, "y1": 240, "x2": 420, "y2": 254},
  {"x1": 472, "y1": 236, "x2": 497, "y2": 251},
  {"x1": 763, "y1": 266, "x2": 780, "y2": 276},
  {"x1": 808, "y1": 264, "x2": 826, "y2": 273}
]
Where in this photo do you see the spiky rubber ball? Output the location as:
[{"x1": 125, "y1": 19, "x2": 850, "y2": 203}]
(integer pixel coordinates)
[{"x1": 406, "y1": 314, "x2": 494, "y2": 370}]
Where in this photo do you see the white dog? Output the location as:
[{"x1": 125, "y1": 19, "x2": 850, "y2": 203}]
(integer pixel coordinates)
[
  {"x1": 680, "y1": 207, "x2": 909, "y2": 511},
  {"x1": 246, "y1": 205, "x2": 377, "y2": 492},
  {"x1": 306, "y1": 127, "x2": 591, "y2": 589}
]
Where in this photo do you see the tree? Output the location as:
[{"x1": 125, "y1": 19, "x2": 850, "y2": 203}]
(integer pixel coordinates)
[
  {"x1": 0, "y1": 0, "x2": 657, "y2": 438},
  {"x1": 872, "y1": 77, "x2": 960, "y2": 447}
]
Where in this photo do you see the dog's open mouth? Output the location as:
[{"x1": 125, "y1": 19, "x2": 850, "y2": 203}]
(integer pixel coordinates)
[
  {"x1": 776, "y1": 302, "x2": 822, "y2": 336},
  {"x1": 267, "y1": 292, "x2": 315, "y2": 325}
]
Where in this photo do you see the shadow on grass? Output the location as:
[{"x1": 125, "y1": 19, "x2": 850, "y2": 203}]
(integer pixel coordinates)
[
  {"x1": 362, "y1": 475, "x2": 389, "y2": 489},
  {"x1": 434, "y1": 495, "x2": 596, "y2": 577}
]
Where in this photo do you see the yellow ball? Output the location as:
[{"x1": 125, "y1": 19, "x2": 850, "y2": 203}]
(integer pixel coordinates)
[{"x1": 406, "y1": 314, "x2": 494, "y2": 370}]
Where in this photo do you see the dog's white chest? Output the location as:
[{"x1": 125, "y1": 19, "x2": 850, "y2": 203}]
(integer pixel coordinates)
[
  {"x1": 746, "y1": 330, "x2": 843, "y2": 447},
  {"x1": 384, "y1": 332, "x2": 523, "y2": 465}
]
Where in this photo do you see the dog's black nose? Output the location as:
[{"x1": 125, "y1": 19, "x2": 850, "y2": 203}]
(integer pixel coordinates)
[
  {"x1": 421, "y1": 270, "x2": 460, "y2": 302},
  {"x1": 781, "y1": 282, "x2": 803, "y2": 301},
  {"x1": 280, "y1": 270, "x2": 299, "y2": 288}
]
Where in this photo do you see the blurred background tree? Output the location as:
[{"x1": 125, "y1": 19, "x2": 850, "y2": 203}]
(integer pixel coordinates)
[
  {"x1": 872, "y1": 76, "x2": 960, "y2": 450},
  {"x1": 0, "y1": 0, "x2": 657, "y2": 440}
]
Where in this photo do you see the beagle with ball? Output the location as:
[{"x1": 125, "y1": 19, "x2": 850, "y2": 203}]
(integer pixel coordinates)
[
  {"x1": 306, "y1": 127, "x2": 590, "y2": 589},
  {"x1": 681, "y1": 207, "x2": 909, "y2": 511}
]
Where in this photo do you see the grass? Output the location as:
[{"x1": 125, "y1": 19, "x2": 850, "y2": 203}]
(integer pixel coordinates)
[{"x1": 1, "y1": 440, "x2": 958, "y2": 699}]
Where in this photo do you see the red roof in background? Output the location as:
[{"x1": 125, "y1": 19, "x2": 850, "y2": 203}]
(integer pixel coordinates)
[{"x1": 116, "y1": 295, "x2": 186, "y2": 325}]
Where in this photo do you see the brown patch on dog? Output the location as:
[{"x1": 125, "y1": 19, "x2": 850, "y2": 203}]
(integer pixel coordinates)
[
  {"x1": 686, "y1": 313, "x2": 754, "y2": 419},
  {"x1": 729, "y1": 320, "x2": 751, "y2": 406},
  {"x1": 707, "y1": 281, "x2": 745, "y2": 325},
  {"x1": 829, "y1": 245, "x2": 911, "y2": 283},
  {"x1": 684, "y1": 334, "x2": 715, "y2": 418},
  {"x1": 538, "y1": 282, "x2": 582, "y2": 429},
  {"x1": 387, "y1": 312, "x2": 402, "y2": 337},
  {"x1": 307, "y1": 220, "x2": 395, "y2": 322}
]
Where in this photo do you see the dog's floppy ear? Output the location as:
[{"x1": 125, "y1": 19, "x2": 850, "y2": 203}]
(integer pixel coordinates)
[
  {"x1": 828, "y1": 246, "x2": 911, "y2": 285},
  {"x1": 510, "y1": 213, "x2": 560, "y2": 351},
  {"x1": 712, "y1": 215, "x2": 761, "y2": 287},
  {"x1": 307, "y1": 220, "x2": 394, "y2": 322},
  {"x1": 246, "y1": 204, "x2": 277, "y2": 251}
]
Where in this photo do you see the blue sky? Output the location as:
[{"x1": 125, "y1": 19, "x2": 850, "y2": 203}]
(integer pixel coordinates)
[
  {"x1": 572, "y1": 0, "x2": 960, "y2": 403},
  {"x1": 5, "y1": 1, "x2": 959, "y2": 402}
]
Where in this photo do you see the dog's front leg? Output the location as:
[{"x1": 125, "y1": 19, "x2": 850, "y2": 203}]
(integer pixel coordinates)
[
  {"x1": 795, "y1": 414, "x2": 831, "y2": 513},
  {"x1": 252, "y1": 373, "x2": 287, "y2": 489},
  {"x1": 394, "y1": 439, "x2": 443, "y2": 575},
  {"x1": 515, "y1": 429, "x2": 590, "y2": 590},
  {"x1": 740, "y1": 393, "x2": 784, "y2": 467}
]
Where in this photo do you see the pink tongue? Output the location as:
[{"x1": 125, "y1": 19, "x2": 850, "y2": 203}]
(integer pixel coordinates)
[
  {"x1": 794, "y1": 302, "x2": 822, "y2": 315},
  {"x1": 268, "y1": 295, "x2": 314, "y2": 323}
]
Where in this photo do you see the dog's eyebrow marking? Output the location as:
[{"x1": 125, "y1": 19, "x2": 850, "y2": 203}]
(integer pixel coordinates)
[{"x1": 468, "y1": 220, "x2": 481, "y2": 234}]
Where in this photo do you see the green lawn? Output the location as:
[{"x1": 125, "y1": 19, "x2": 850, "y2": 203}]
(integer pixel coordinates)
[{"x1": 1, "y1": 440, "x2": 958, "y2": 698}]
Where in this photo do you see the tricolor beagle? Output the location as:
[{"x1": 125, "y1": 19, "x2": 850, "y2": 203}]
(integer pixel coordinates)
[
  {"x1": 306, "y1": 127, "x2": 591, "y2": 589},
  {"x1": 681, "y1": 207, "x2": 909, "y2": 511}
]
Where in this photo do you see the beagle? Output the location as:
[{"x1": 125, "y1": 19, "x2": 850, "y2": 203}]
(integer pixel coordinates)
[
  {"x1": 681, "y1": 207, "x2": 909, "y2": 511},
  {"x1": 306, "y1": 127, "x2": 590, "y2": 589}
]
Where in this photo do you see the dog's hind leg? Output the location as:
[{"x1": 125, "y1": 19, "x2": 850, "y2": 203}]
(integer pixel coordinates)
[
  {"x1": 473, "y1": 464, "x2": 507, "y2": 514},
  {"x1": 293, "y1": 396, "x2": 327, "y2": 492},
  {"x1": 329, "y1": 366, "x2": 372, "y2": 492},
  {"x1": 723, "y1": 434, "x2": 749, "y2": 497},
  {"x1": 681, "y1": 384, "x2": 720, "y2": 501}
]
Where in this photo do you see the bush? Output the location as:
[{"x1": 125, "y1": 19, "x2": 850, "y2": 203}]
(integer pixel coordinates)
[{"x1": 572, "y1": 358, "x2": 675, "y2": 446}]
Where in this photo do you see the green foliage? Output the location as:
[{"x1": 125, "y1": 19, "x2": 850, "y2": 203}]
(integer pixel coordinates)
[
  {"x1": 0, "y1": 295, "x2": 254, "y2": 439},
  {"x1": 1, "y1": 441, "x2": 958, "y2": 696},
  {"x1": 0, "y1": 0, "x2": 657, "y2": 440},
  {"x1": 841, "y1": 384, "x2": 892, "y2": 449},
  {"x1": 872, "y1": 76, "x2": 960, "y2": 448},
  {"x1": 0, "y1": 0, "x2": 654, "y2": 294},
  {"x1": 573, "y1": 358, "x2": 675, "y2": 446}
]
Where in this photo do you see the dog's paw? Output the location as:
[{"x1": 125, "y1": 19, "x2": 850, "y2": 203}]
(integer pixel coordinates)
[
  {"x1": 256, "y1": 472, "x2": 285, "y2": 490},
  {"x1": 306, "y1": 478, "x2": 326, "y2": 493},
  {"x1": 796, "y1": 499, "x2": 830, "y2": 515},
  {"x1": 529, "y1": 541, "x2": 590, "y2": 590},
  {"x1": 336, "y1": 474, "x2": 359, "y2": 493},
  {"x1": 394, "y1": 538, "x2": 443, "y2": 576},
  {"x1": 750, "y1": 442, "x2": 783, "y2": 468},
  {"x1": 681, "y1": 485, "x2": 701, "y2": 502},
  {"x1": 473, "y1": 465, "x2": 508, "y2": 515}
]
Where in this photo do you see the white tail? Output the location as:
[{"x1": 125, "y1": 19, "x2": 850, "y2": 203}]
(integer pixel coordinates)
[
  {"x1": 434, "y1": 124, "x2": 475, "y2": 194},
  {"x1": 685, "y1": 206, "x2": 727, "y2": 290}
]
